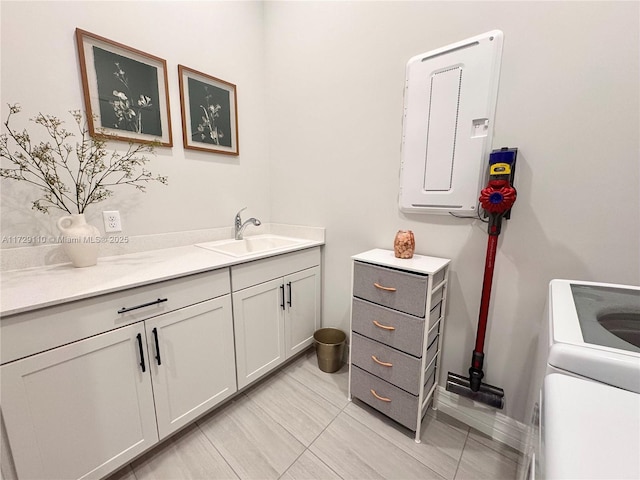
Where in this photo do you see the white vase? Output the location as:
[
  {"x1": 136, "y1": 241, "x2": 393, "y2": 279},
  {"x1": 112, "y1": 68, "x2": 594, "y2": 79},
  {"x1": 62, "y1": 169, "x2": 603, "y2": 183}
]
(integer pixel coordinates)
[{"x1": 56, "y1": 214, "x2": 101, "y2": 267}]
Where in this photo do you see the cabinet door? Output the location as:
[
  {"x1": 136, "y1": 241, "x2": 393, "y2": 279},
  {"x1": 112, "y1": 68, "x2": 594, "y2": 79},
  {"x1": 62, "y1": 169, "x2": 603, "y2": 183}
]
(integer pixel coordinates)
[
  {"x1": 285, "y1": 266, "x2": 321, "y2": 358},
  {"x1": 0, "y1": 323, "x2": 158, "y2": 480},
  {"x1": 233, "y1": 278, "x2": 285, "y2": 389},
  {"x1": 146, "y1": 296, "x2": 237, "y2": 439}
]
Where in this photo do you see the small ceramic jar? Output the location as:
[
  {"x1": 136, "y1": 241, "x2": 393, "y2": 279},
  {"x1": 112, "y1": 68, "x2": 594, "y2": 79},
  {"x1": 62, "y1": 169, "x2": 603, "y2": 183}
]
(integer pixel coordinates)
[{"x1": 394, "y1": 230, "x2": 415, "y2": 259}]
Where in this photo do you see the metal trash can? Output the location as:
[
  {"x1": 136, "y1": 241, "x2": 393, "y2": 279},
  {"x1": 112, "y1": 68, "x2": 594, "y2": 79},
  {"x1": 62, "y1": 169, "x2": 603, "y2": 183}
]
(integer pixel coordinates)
[{"x1": 313, "y1": 328, "x2": 346, "y2": 373}]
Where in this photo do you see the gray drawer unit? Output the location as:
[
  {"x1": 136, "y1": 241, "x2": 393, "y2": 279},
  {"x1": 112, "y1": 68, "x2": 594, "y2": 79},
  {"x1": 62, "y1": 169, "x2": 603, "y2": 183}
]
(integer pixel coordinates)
[{"x1": 348, "y1": 249, "x2": 450, "y2": 443}]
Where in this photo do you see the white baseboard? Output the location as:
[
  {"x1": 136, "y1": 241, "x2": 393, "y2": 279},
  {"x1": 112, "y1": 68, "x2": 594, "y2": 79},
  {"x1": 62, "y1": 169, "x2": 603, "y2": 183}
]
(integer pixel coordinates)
[{"x1": 435, "y1": 386, "x2": 528, "y2": 453}]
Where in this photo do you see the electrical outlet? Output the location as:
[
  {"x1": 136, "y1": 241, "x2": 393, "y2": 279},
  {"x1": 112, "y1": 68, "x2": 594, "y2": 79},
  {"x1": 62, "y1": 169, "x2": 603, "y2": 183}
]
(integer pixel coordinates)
[{"x1": 103, "y1": 211, "x2": 122, "y2": 233}]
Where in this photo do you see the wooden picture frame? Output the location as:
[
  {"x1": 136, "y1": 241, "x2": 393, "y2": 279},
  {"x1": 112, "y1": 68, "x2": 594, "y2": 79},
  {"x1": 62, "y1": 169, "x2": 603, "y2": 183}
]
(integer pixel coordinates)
[
  {"x1": 178, "y1": 65, "x2": 239, "y2": 155},
  {"x1": 75, "y1": 28, "x2": 172, "y2": 146}
]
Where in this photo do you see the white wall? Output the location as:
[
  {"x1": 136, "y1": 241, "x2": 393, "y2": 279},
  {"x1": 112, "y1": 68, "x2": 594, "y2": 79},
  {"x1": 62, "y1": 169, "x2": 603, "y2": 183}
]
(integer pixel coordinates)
[
  {"x1": 1, "y1": 1, "x2": 270, "y2": 240},
  {"x1": 1, "y1": 1, "x2": 638, "y2": 425},
  {"x1": 264, "y1": 1, "x2": 640, "y2": 422}
]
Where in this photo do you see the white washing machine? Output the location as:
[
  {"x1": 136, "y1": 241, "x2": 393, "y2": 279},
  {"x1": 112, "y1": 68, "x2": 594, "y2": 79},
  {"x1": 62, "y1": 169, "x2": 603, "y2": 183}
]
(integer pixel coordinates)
[{"x1": 520, "y1": 279, "x2": 640, "y2": 480}]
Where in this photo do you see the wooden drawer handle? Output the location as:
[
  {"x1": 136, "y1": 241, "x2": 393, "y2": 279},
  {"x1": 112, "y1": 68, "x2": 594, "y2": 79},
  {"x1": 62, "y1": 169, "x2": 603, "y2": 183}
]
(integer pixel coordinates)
[
  {"x1": 372, "y1": 320, "x2": 395, "y2": 331},
  {"x1": 371, "y1": 355, "x2": 393, "y2": 367},
  {"x1": 370, "y1": 389, "x2": 391, "y2": 402},
  {"x1": 374, "y1": 282, "x2": 397, "y2": 292}
]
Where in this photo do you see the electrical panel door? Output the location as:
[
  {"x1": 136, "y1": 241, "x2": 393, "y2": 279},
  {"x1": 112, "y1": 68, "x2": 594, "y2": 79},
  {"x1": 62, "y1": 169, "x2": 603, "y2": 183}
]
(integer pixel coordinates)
[{"x1": 399, "y1": 31, "x2": 504, "y2": 215}]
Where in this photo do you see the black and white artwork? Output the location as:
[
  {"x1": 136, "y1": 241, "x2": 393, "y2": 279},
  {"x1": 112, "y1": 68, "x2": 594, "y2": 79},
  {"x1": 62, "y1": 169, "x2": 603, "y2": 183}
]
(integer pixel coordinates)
[
  {"x1": 187, "y1": 77, "x2": 232, "y2": 147},
  {"x1": 93, "y1": 47, "x2": 162, "y2": 136},
  {"x1": 179, "y1": 65, "x2": 238, "y2": 155},
  {"x1": 76, "y1": 28, "x2": 172, "y2": 146}
]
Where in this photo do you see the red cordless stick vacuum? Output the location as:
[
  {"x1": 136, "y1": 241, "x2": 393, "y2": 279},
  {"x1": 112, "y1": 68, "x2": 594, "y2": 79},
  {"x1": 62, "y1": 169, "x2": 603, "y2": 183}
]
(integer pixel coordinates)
[{"x1": 446, "y1": 148, "x2": 517, "y2": 409}]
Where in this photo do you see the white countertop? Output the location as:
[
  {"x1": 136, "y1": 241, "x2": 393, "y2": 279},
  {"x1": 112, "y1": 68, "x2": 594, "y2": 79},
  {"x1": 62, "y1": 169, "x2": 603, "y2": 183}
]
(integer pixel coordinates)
[{"x1": 1, "y1": 237, "x2": 323, "y2": 317}]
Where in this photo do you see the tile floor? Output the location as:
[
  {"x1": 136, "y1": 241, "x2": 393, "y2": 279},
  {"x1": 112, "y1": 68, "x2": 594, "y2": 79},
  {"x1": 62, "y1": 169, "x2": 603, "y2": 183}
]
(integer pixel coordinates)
[{"x1": 109, "y1": 349, "x2": 522, "y2": 480}]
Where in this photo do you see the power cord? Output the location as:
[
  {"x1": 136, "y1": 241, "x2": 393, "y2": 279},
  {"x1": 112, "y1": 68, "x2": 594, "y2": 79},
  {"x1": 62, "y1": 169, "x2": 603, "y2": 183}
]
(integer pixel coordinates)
[{"x1": 448, "y1": 203, "x2": 488, "y2": 223}]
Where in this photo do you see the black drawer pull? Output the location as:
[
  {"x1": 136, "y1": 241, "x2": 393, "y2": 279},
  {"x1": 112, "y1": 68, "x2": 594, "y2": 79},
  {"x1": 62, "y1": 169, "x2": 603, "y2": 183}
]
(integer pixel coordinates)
[
  {"x1": 152, "y1": 327, "x2": 162, "y2": 366},
  {"x1": 118, "y1": 298, "x2": 168, "y2": 314},
  {"x1": 136, "y1": 333, "x2": 146, "y2": 373},
  {"x1": 287, "y1": 282, "x2": 292, "y2": 307}
]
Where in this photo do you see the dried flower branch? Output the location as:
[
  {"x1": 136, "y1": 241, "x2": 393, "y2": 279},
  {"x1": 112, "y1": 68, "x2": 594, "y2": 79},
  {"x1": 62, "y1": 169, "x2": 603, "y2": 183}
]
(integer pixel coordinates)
[{"x1": 0, "y1": 104, "x2": 167, "y2": 214}]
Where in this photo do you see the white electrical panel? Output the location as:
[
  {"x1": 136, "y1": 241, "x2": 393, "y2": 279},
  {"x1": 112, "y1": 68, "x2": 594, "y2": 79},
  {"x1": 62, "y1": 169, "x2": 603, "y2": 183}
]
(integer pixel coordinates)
[{"x1": 399, "y1": 30, "x2": 504, "y2": 215}]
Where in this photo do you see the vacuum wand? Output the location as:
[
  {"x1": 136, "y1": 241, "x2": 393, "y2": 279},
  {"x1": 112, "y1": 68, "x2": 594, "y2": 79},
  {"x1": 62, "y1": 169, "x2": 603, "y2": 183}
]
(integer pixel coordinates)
[
  {"x1": 469, "y1": 233, "x2": 499, "y2": 392},
  {"x1": 446, "y1": 148, "x2": 517, "y2": 409}
]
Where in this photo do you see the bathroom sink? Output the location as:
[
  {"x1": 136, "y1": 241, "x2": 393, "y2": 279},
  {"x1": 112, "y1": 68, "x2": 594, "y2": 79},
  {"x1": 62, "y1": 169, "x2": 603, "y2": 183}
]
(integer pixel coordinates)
[{"x1": 196, "y1": 235, "x2": 306, "y2": 257}]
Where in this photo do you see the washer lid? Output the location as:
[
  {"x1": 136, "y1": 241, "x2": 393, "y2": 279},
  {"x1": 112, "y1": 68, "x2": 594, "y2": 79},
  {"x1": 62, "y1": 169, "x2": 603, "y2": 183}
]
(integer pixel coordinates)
[
  {"x1": 549, "y1": 280, "x2": 640, "y2": 393},
  {"x1": 543, "y1": 374, "x2": 640, "y2": 480}
]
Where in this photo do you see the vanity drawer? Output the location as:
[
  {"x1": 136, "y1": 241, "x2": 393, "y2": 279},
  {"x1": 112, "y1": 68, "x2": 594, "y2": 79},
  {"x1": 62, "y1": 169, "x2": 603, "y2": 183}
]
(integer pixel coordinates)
[
  {"x1": 351, "y1": 365, "x2": 420, "y2": 431},
  {"x1": 351, "y1": 333, "x2": 422, "y2": 395},
  {"x1": 353, "y1": 262, "x2": 428, "y2": 317},
  {"x1": 351, "y1": 298, "x2": 441, "y2": 356},
  {"x1": 1, "y1": 269, "x2": 231, "y2": 364},
  {"x1": 231, "y1": 247, "x2": 320, "y2": 291}
]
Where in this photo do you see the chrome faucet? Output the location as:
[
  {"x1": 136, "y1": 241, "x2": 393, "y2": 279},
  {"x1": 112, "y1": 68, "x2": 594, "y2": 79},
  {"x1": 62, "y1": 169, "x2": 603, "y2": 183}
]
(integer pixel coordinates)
[{"x1": 234, "y1": 207, "x2": 261, "y2": 240}]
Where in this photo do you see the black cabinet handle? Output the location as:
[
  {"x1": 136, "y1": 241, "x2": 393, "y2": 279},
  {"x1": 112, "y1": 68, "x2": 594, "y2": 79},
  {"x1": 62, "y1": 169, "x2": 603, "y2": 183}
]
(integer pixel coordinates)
[
  {"x1": 136, "y1": 333, "x2": 146, "y2": 372},
  {"x1": 152, "y1": 327, "x2": 162, "y2": 366},
  {"x1": 118, "y1": 298, "x2": 168, "y2": 314},
  {"x1": 287, "y1": 282, "x2": 292, "y2": 307},
  {"x1": 280, "y1": 284, "x2": 285, "y2": 310}
]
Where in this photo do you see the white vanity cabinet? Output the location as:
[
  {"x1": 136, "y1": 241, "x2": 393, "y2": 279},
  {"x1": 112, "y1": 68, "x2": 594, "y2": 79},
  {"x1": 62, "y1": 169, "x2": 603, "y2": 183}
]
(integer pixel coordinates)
[
  {"x1": 0, "y1": 269, "x2": 236, "y2": 480},
  {"x1": 144, "y1": 294, "x2": 237, "y2": 439},
  {"x1": 231, "y1": 247, "x2": 321, "y2": 389},
  {"x1": 1, "y1": 322, "x2": 159, "y2": 480}
]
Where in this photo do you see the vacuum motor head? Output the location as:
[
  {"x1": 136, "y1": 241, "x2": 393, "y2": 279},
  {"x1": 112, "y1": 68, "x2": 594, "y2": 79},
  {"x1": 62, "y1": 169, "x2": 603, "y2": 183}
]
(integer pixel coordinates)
[{"x1": 480, "y1": 148, "x2": 518, "y2": 234}]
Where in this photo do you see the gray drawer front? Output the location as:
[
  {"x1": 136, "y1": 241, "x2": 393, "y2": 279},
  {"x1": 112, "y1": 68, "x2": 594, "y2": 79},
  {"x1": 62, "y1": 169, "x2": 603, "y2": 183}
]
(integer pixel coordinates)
[
  {"x1": 350, "y1": 365, "x2": 419, "y2": 431},
  {"x1": 353, "y1": 262, "x2": 428, "y2": 317},
  {"x1": 351, "y1": 298, "x2": 424, "y2": 356},
  {"x1": 430, "y1": 288, "x2": 444, "y2": 309},
  {"x1": 426, "y1": 321, "x2": 439, "y2": 350},
  {"x1": 351, "y1": 333, "x2": 422, "y2": 395},
  {"x1": 351, "y1": 298, "x2": 441, "y2": 357},
  {"x1": 431, "y1": 268, "x2": 446, "y2": 288},
  {"x1": 424, "y1": 357, "x2": 437, "y2": 396},
  {"x1": 426, "y1": 334, "x2": 438, "y2": 367}
]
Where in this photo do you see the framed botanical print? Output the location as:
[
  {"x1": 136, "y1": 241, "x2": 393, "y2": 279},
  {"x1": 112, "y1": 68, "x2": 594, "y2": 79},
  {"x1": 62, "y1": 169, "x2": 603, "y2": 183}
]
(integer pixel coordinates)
[
  {"x1": 178, "y1": 64, "x2": 239, "y2": 155},
  {"x1": 76, "y1": 28, "x2": 173, "y2": 146}
]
